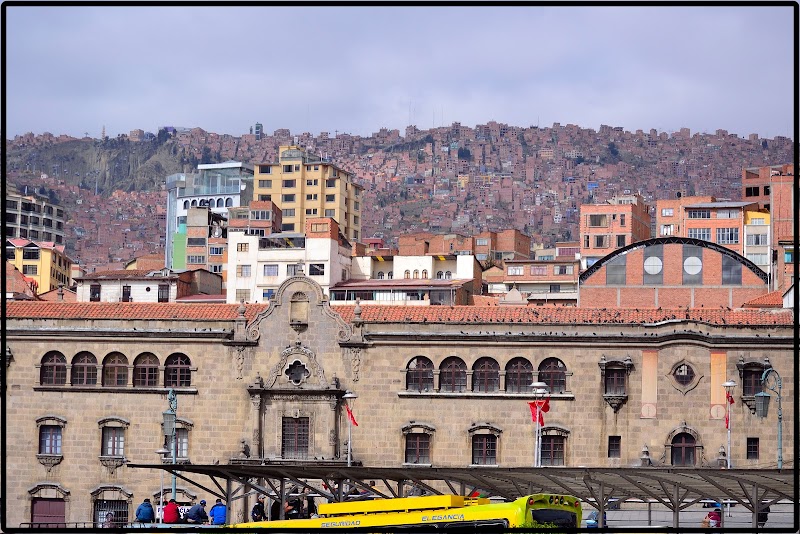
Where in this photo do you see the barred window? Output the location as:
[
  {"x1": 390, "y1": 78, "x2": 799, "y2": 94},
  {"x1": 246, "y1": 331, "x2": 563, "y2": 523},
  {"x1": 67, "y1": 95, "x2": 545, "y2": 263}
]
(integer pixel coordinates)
[
  {"x1": 608, "y1": 436, "x2": 621, "y2": 458},
  {"x1": 102, "y1": 427, "x2": 125, "y2": 456},
  {"x1": 39, "y1": 426, "x2": 62, "y2": 455},
  {"x1": 40, "y1": 352, "x2": 67, "y2": 385},
  {"x1": 505, "y1": 358, "x2": 533, "y2": 393},
  {"x1": 281, "y1": 417, "x2": 309, "y2": 459},
  {"x1": 406, "y1": 357, "x2": 434, "y2": 392},
  {"x1": 472, "y1": 358, "x2": 500, "y2": 392},
  {"x1": 539, "y1": 358, "x2": 567, "y2": 393},
  {"x1": 165, "y1": 354, "x2": 191, "y2": 387},
  {"x1": 541, "y1": 435, "x2": 565, "y2": 466},
  {"x1": 471, "y1": 434, "x2": 497, "y2": 465},
  {"x1": 439, "y1": 357, "x2": 467, "y2": 392},
  {"x1": 604, "y1": 368, "x2": 626, "y2": 395},
  {"x1": 405, "y1": 433, "x2": 430, "y2": 464},
  {"x1": 102, "y1": 353, "x2": 128, "y2": 387},
  {"x1": 133, "y1": 353, "x2": 159, "y2": 387},
  {"x1": 71, "y1": 352, "x2": 98, "y2": 386}
]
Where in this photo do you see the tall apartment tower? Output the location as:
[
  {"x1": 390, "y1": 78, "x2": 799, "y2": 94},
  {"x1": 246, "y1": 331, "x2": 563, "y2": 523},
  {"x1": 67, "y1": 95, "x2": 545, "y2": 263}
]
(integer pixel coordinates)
[
  {"x1": 254, "y1": 123, "x2": 263, "y2": 141},
  {"x1": 5, "y1": 185, "x2": 68, "y2": 245},
  {"x1": 252, "y1": 145, "x2": 363, "y2": 242},
  {"x1": 579, "y1": 194, "x2": 652, "y2": 269}
]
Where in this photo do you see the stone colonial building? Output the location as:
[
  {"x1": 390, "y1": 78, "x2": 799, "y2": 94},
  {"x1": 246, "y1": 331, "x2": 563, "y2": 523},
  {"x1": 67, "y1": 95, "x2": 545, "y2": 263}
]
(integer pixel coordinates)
[{"x1": 4, "y1": 241, "x2": 794, "y2": 527}]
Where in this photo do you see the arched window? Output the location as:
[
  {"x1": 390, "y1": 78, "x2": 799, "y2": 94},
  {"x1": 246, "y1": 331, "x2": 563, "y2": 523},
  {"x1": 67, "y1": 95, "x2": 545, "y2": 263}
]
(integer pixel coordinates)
[
  {"x1": 404, "y1": 270, "x2": 411, "y2": 279},
  {"x1": 377, "y1": 271, "x2": 384, "y2": 280},
  {"x1": 436, "y1": 271, "x2": 444, "y2": 279},
  {"x1": 472, "y1": 358, "x2": 500, "y2": 392},
  {"x1": 71, "y1": 352, "x2": 97, "y2": 386},
  {"x1": 406, "y1": 356, "x2": 434, "y2": 392},
  {"x1": 165, "y1": 353, "x2": 191, "y2": 387},
  {"x1": 539, "y1": 358, "x2": 567, "y2": 393},
  {"x1": 225, "y1": 197, "x2": 233, "y2": 207},
  {"x1": 421, "y1": 269, "x2": 428, "y2": 279},
  {"x1": 133, "y1": 353, "x2": 160, "y2": 387},
  {"x1": 102, "y1": 353, "x2": 128, "y2": 387},
  {"x1": 413, "y1": 270, "x2": 419, "y2": 279},
  {"x1": 216, "y1": 198, "x2": 224, "y2": 208},
  {"x1": 471, "y1": 433, "x2": 497, "y2": 465},
  {"x1": 440, "y1": 357, "x2": 467, "y2": 392},
  {"x1": 191, "y1": 199, "x2": 197, "y2": 207},
  {"x1": 671, "y1": 432, "x2": 696, "y2": 466},
  {"x1": 40, "y1": 352, "x2": 67, "y2": 385},
  {"x1": 387, "y1": 271, "x2": 393, "y2": 279},
  {"x1": 505, "y1": 358, "x2": 533, "y2": 393},
  {"x1": 183, "y1": 200, "x2": 189, "y2": 210},
  {"x1": 445, "y1": 271, "x2": 452, "y2": 280}
]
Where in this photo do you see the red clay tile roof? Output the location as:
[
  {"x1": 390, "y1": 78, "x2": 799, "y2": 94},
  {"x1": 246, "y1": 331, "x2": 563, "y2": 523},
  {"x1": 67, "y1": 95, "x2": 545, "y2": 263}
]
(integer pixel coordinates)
[
  {"x1": 742, "y1": 290, "x2": 784, "y2": 308},
  {"x1": 331, "y1": 305, "x2": 793, "y2": 326},
  {"x1": 6, "y1": 302, "x2": 268, "y2": 321},
  {"x1": 5, "y1": 262, "x2": 39, "y2": 298},
  {"x1": 4, "y1": 302, "x2": 792, "y2": 327},
  {"x1": 38, "y1": 287, "x2": 77, "y2": 302},
  {"x1": 471, "y1": 295, "x2": 501, "y2": 306}
]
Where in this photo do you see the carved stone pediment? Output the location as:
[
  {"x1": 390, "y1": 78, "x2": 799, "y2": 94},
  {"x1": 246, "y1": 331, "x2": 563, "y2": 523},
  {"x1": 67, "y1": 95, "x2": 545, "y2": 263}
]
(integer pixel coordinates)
[
  {"x1": 99, "y1": 456, "x2": 126, "y2": 473},
  {"x1": 37, "y1": 454, "x2": 63, "y2": 472},
  {"x1": 603, "y1": 394, "x2": 628, "y2": 413}
]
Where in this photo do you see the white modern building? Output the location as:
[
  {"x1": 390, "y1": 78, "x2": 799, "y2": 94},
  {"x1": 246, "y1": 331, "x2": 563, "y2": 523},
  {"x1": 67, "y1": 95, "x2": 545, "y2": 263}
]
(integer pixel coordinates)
[{"x1": 225, "y1": 217, "x2": 352, "y2": 303}]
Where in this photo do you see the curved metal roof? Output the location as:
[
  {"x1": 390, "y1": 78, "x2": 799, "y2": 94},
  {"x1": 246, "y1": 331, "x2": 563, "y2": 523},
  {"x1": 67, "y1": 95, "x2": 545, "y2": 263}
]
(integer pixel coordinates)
[
  {"x1": 127, "y1": 464, "x2": 795, "y2": 522},
  {"x1": 580, "y1": 237, "x2": 769, "y2": 284}
]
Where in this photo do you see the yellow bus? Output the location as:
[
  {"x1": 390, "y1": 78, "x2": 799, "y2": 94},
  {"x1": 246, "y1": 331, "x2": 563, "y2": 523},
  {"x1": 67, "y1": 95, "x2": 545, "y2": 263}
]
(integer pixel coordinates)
[{"x1": 231, "y1": 493, "x2": 582, "y2": 529}]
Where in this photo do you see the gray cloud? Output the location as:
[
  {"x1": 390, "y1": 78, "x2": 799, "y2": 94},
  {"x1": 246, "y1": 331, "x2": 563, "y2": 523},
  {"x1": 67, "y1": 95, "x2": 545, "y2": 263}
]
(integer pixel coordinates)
[{"x1": 5, "y1": 5, "x2": 795, "y2": 139}]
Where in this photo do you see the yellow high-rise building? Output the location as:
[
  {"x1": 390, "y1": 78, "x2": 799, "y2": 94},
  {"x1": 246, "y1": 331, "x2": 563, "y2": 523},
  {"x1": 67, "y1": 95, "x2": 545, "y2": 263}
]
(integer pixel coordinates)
[
  {"x1": 252, "y1": 146, "x2": 363, "y2": 241},
  {"x1": 5, "y1": 238, "x2": 73, "y2": 293}
]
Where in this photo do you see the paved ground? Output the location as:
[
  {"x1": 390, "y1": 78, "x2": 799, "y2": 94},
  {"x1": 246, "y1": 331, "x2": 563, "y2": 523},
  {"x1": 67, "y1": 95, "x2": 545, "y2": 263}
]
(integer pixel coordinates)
[{"x1": 582, "y1": 502, "x2": 796, "y2": 530}]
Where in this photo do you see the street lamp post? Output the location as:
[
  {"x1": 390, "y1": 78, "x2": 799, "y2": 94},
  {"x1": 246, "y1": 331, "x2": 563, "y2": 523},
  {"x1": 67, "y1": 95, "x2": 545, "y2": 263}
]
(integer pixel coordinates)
[
  {"x1": 342, "y1": 391, "x2": 358, "y2": 467},
  {"x1": 722, "y1": 380, "x2": 736, "y2": 469},
  {"x1": 529, "y1": 382, "x2": 549, "y2": 467},
  {"x1": 155, "y1": 448, "x2": 170, "y2": 523},
  {"x1": 754, "y1": 368, "x2": 782, "y2": 469},
  {"x1": 163, "y1": 389, "x2": 178, "y2": 500}
]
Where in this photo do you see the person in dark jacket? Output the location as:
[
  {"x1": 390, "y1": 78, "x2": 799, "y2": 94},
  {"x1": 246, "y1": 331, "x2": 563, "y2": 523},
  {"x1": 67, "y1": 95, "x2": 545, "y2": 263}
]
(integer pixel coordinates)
[
  {"x1": 185, "y1": 500, "x2": 208, "y2": 524},
  {"x1": 758, "y1": 505, "x2": 770, "y2": 527},
  {"x1": 162, "y1": 499, "x2": 180, "y2": 524},
  {"x1": 251, "y1": 495, "x2": 267, "y2": 522},
  {"x1": 135, "y1": 498, "x2": 155, "y2": 523},
  {"x1": 208, "y1": 498, "x2": 227, "y2": 525}
]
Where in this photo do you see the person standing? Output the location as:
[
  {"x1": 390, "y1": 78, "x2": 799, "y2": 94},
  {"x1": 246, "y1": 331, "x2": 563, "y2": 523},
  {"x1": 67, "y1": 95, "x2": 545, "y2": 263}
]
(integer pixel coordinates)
[
  {"x1": 135, "y1": 498, "x2": 155, "y2": 523},
  {"x1": 185, "y1": 499, "x2": 209, "y2": 524},
  {"x1": 162, "y1": 499, "x2": 180, "y2": 524},
  {"x1": 251, "y1": 495, "x2": 267, "y2": 522},
  {"x1": 102, "y1": 512, "x2": 115, "y2": 528},
  {"x1": 208, "y1": 498, "x2": 227, "y2": 525}
]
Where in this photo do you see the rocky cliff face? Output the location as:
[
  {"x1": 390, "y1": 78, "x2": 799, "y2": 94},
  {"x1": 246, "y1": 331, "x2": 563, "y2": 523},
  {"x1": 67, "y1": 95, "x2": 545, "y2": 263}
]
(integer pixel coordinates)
[{"x1": 5, "y1": 137, "x2": 186, "y2": 194}]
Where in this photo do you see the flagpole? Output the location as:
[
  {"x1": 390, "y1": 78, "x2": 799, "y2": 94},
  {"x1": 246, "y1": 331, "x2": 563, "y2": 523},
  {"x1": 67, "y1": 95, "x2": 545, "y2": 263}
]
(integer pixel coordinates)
[
  {"x1": 723, "y1": 380, "x2": 736, "y2": 469},
  {"x1": 343, "y1": 391, "x2": 358, "y2": 469},
  {"x1": 530, "y1": 382, "x2": 549, "y2": 467}
]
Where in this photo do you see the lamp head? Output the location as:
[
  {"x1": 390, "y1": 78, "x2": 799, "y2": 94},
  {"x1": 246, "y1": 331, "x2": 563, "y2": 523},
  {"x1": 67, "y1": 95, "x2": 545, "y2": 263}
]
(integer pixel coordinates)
[
  {"x1": 343, "y1": 390, "x2": 358, "y2": 400},
  {"x1": 155, "y1": 448, "x2": 170, "y2": 456},
  {"x1": 722, "y1": 380, "x2": 736, "y2": 394}
]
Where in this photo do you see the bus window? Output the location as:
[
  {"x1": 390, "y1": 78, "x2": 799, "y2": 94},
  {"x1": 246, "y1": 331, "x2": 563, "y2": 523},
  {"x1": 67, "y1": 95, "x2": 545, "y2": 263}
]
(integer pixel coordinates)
[{"x1": 531, "y1": 508, "x2": 578, "y2": 528}]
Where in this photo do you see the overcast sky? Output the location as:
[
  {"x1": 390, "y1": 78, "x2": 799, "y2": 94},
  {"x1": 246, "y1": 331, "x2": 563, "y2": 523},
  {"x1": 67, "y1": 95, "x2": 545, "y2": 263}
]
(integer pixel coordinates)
[{"x1": 5, "y1": 5, "x2": 796, "y2": 140}]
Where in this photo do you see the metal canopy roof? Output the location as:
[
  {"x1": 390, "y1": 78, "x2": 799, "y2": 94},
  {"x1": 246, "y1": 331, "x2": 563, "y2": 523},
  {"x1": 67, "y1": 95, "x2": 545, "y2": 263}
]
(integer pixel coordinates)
[{"x1": 127, "y1": 464, "x2": 795, "y2": 517}]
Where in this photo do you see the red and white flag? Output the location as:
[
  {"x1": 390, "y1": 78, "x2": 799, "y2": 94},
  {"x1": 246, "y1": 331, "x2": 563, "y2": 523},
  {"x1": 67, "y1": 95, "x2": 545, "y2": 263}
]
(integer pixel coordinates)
[
  {"x1": 528, "y1": 398, "x2": 550, "y2": 426},
  {"x1": 345, "y1": 404, "x2": 358, "y2": 426},
  {"x1": 725, "y1": 391, "x2": 734, "y2": 429}
]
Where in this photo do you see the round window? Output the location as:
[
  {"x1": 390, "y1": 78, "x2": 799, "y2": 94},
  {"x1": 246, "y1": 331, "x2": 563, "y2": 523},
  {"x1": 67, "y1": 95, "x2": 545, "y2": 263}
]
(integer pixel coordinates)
[
  {"x1": 673, "y1": 363, "x2": 695, "y2": 386},
  {"x1": 683, "y1": 256, "x2": 702, "y2": 275},
  {"x1": 644, "y1": 256, "x2": 663, "y2": 275}
]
